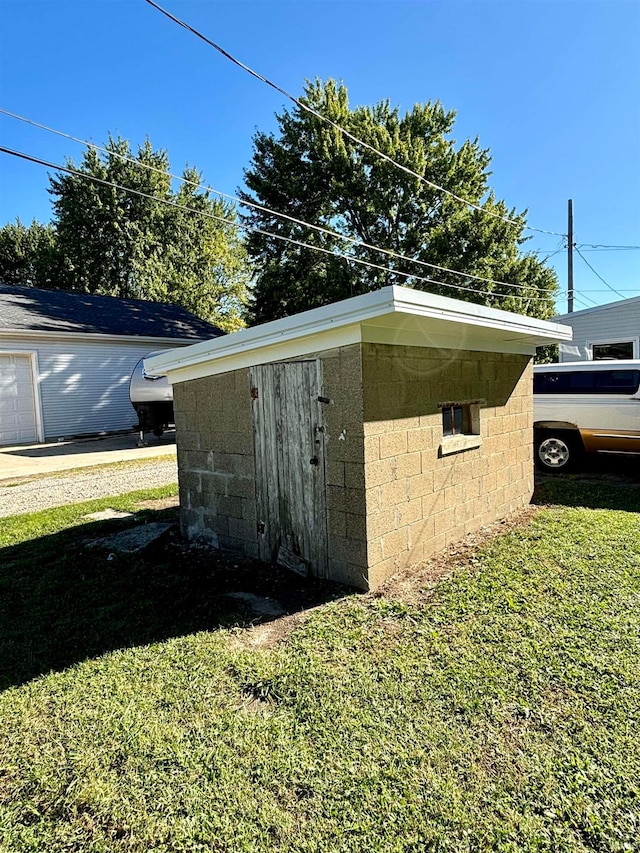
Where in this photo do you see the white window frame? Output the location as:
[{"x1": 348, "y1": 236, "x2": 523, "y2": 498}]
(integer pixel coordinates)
[
  {"x1": 586, "y1": 337, "x2": 639, "y2": 360},
  {"x1": 0, "y1": 350, "x2": 45, "y2": 443}
]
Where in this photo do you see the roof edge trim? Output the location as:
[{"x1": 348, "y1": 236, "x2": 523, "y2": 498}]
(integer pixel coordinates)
[
  {"x1": 147, "y1": 285, "x2": 572, "y2": 377},
  {"x1": 0, "y1": 328, "x2": 206, "y2": 346}
]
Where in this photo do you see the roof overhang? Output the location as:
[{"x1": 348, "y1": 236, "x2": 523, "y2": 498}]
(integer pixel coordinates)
[
  {"x1": 0, "y1": 328, "x2": 206, "y2": 347},
  {"x1": 146, "y1": 285, "x2": 573, "y2": 385},
  {"x1": 554, "y1": 294, "x2": 640, "y2": 322}
]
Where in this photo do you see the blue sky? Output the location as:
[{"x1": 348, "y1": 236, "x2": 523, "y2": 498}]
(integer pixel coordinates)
[{"x1": 1, "y1": 0, "x2": 638, "y2": 313}]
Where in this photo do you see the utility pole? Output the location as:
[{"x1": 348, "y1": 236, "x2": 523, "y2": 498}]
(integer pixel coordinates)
[{"x1": 567, "y1": 199, "x2": 574, "y2": 313}]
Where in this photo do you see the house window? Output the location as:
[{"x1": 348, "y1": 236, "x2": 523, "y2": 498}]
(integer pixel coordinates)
[
  {"x1": 440, "y1": 401, "x2": 482, "y2": 455},
  {"x1": 591, "y1": 341, "x2": 634, "y2": 360}
]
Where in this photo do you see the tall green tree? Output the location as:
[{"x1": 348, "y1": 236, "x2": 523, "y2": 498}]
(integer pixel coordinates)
[
  {"x1": 0, "y1": 218, "x2": 60, "y2": 289},
  {"x1": 48, "y1": 136, "x2": 251, "y2": 330},
  {"x1": 240, "y1": 79, "x2": 558, "y2": 324},
  {"x1": 49, "y1": 138, "x2": 171, "y2": 302},
  {"x1": 142, "y1": 169, "x2": 250, "y2": 331},
  {"x1": 0, "y1": 136, "x2": 250, "y2": 331}
]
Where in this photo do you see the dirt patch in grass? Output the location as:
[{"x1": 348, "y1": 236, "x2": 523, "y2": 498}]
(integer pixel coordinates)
[
  {"x1": 162, "y1": 534, "x2": 347, "y2": 620},
  {"x1": 378, "y1": 505, "x2": 541, "y2": 604},
  {"x1": 229, "y1": 605, "x2": 327, "y2": 649},
  {"x1": 134, "y1": 495, "x2": 180, "y2": 511}
]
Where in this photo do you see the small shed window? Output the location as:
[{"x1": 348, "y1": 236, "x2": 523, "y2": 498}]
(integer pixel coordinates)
[
  {"x1": 439, "y1": 401, "x2": 482, "y2": 455},
  {"x1": 442, "y1": 403, "x2": 469, "y2": 437}
]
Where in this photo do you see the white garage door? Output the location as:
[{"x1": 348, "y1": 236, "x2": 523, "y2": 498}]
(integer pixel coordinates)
[{"x1": 0, "y1": 353, "x2": 38, "y2": 446}]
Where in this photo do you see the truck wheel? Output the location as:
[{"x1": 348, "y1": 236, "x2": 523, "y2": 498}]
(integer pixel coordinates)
[{"x1": 535, "y1": 432, "x2": 580, "y2": 472}]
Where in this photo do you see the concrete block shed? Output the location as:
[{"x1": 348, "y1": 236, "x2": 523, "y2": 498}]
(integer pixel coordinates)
[{"x1": 147, "y1": 286, "x2": 571, "y2": 590}]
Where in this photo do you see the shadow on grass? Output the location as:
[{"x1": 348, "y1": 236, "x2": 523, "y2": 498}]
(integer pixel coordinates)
[
  {"x1": 0, "y1": 508, "x2": 347, "y2": 692},
  {"x1": 2, "y1": 430, "x2": 175, "y2": 460},
  {"x1": 533, "y1": 454, "x2": 640, "y2": 512}
]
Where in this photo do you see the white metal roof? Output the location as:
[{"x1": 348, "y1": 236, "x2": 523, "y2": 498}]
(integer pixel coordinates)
[
  {"x1": 147, "y1": 285, "x2": 573, "y2": 385},
  {"x1": 555, "y1": 295, "x2": 640, "y2": 322}
]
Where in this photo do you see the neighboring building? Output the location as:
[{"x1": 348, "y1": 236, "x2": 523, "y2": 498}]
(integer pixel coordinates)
[
  {"x1": 148, "y1": 286, "x2": 570, "y2": 591},
  {"x1": 556, "y1": 296, "x2": 640, "y2": 362},
  {"x1": 0, "y1": 284, "x2": 222, "y2": 446}
]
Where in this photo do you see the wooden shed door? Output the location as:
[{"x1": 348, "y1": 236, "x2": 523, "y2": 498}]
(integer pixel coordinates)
[{"x1": 250, "y1": 360, "x2": 328, "y2": 578}]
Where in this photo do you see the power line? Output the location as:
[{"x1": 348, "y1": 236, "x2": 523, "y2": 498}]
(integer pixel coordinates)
[
  {"x1": 574, "y1": 291, "x2": 599, "y2": 307},
  {"x1": 572, "y1": 294, "x2": 598, "y2": 310},
  {"x1": 574, "y1": 246, "x2": 626, "y2": 300},
  {"x1": 142, "y1": 0, "x2": 566, "y2": 239},
  {"x1": 536, "y1": 247, "x2": 565, "y2": 264},
  {"x1": 0, "y1": 144, "x2": 557, "y2": 306},
  {"x1": 528, "y1": 238, "x2": 566, "y2": 260},
  {"x1": 562, "y1": 288, "x2": 639, "y2": 294},
  {"x1": 530, "y1": 246, "x2": 564, "y2": 255},
  {"x1": 0, "y1": 108, "x2": 554, "y2": 294},
  {"x1": 551, "y1": 290, "x2": 634, "y2": 305},
  {"x1": 577, "y1": 243, "x2": 640, "y2": 251}
]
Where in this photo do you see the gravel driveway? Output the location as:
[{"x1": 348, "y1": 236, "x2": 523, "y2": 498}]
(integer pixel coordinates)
[{"x1": 0, "y1": 459, "x2": 178, "y2": 519}]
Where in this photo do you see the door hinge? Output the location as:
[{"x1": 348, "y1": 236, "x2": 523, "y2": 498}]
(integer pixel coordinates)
[
  {"x1": 257, "y1": 520, "x2": 265, "y2": 534},
  {"x1": 250, "y1": 386, "x2": 259, "y2": 400},
  {"x1": 309, "y1": 456, "x2": 319, "y2": 466},
  {"x1": 317, "y1": 395, "x2": 331, "y2": 404}
]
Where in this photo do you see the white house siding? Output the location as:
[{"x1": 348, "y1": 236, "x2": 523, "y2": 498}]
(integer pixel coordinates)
[
  {"x1": 558, "y1": 298, "x2": 640, "y2": 362},
  {"x1": 0, "y1": 335, "x2": 191, "y2": 443}
]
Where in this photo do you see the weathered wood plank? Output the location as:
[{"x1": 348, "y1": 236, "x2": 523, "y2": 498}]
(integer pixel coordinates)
[{"x1": 250, "y1": 360, "x2": 328, "y2": 578}]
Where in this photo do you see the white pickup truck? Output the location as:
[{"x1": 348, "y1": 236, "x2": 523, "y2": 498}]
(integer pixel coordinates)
[{"x1": 533, "y1": 360, "x2": 640, "y2": 471}]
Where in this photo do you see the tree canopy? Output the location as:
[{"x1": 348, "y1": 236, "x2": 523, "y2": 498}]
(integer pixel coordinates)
[
  {"x1": 0, "y1": 219, "x2": 60, "y2": 290},
  {"x1": 240, "y1": 79, "x2": 558, "y2": 324},
  {"x1": 0, "y1": 137, "x2": 251, "y2": 331}
]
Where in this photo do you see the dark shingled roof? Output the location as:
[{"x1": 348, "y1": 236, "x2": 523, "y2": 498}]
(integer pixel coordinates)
[{"x1": 0, "y1": 283, "x2": 224, "y2": 340}]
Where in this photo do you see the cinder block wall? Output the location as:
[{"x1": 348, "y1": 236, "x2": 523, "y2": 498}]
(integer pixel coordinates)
[
  {"x1": 316, "y1": 345, "x2": 368, "y2": 588},
  {"x1": 173, "y1": 369, "x2": 259, "y2": 557},
  {"x1": 360, "y1": 344, "x2": 533, "y2": 588}
]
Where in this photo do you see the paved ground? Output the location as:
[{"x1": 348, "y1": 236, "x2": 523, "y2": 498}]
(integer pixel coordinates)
[
  {"x1": 0, "y1": 432, "x2": 176, "y2": 481},
  {"x1": 0, "y1": 433, "x2": 178, "y2": 518}
]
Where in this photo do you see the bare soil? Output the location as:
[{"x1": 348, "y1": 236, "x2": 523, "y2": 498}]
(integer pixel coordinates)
[{"x1": 377, "y1": 505, "x2": 541, "y2": 605}]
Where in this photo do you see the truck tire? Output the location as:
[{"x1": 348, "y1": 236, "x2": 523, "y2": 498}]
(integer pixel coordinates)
[{"x1": 535, "y1": 430, "x2": 582, "y2": 473}]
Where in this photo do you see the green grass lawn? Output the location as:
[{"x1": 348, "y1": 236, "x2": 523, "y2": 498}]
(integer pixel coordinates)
[{"x1": 0, "y1": 480, "x2": 639, "y2": 852}]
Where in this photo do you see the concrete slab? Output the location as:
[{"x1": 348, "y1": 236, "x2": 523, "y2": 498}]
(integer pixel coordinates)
[
  {"x1": 223, "y1": 592, "x2": 287, "y2": 618},
  {"x1": 82, "y1": 509, "x2": 136, "y2": 521},
  {"x1": 87, "y1": 522, "x2": 174, "y2": 554},
  {"x1": 0, "y1": 432, "x2": 176, "y2": 482}
]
